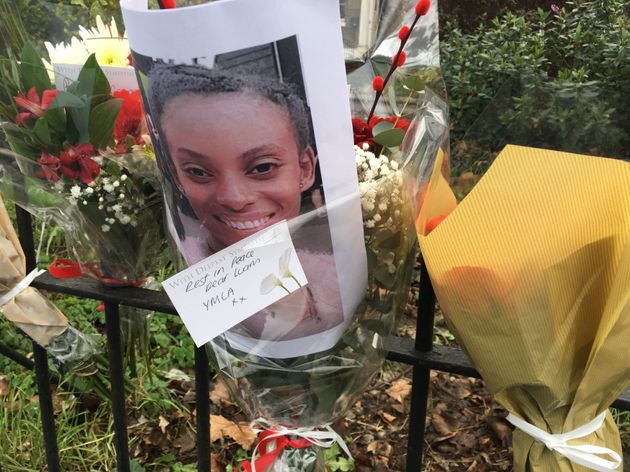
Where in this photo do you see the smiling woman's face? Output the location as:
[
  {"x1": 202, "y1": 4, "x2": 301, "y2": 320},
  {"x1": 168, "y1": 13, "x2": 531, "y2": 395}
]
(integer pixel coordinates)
[{"x1": 162, "y1": 92, "x2": 316, "y2": 250}]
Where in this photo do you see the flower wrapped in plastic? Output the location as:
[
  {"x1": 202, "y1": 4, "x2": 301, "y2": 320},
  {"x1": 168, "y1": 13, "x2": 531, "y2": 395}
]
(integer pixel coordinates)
[
  {"x1": 0, "y1": 15, "x2": 164, "y2": 286},
  {"x1": 0, "y1": 195, "x2": 113, "y2": 399},
  {"x1": 418, "y1": 145, "x2": 630, "y2": 471},
  {"x1": 121, "y1": 0, "x2": 447, "y2": 469}
]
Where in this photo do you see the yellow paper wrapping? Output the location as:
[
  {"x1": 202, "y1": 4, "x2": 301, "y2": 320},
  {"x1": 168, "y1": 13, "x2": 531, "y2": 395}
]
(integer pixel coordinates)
[
  {"x1": 0, "y1": 197, "x2": 69, "y2": 347},
  {"x1": 418, "y1": 145, "x2": 630, "y2": 471}
]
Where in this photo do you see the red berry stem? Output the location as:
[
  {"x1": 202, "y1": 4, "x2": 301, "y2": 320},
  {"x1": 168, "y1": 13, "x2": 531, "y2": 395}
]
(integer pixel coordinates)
[{"x1": 366, "y1": 6, "x2": 426, "y2": 123}]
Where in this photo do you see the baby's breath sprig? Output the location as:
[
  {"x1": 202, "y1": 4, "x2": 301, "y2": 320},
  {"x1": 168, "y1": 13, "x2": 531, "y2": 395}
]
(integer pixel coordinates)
[{"x1": 367, "y1": 0, "x2": 431, "y2": 122}]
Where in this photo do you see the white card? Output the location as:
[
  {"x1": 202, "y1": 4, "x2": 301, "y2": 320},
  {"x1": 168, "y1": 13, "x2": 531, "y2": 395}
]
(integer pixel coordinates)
[
  {"x1": 52, "y1": 64, "x2": 139, "y2": 91},
  {"x1": 162, "y1": 221, "x2": 307, "y2": 347}
]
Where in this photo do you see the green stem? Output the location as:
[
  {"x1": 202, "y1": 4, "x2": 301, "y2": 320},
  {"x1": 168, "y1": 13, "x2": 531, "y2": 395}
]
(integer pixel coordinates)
[
  {"x1": 290, "y1": 274, "x2": 303, "y2": 288},
  {"x1": 279, "y1": 283, "x2": 291, "y2": 295}
]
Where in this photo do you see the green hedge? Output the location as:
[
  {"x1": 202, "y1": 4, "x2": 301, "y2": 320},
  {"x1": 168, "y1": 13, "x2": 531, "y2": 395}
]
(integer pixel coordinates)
[{"x1": 441, "y1": 0, "x2": 630, "y2": 173}]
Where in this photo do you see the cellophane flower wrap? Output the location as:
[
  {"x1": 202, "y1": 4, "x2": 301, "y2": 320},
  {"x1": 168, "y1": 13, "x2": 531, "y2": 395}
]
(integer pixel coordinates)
[
  {"x1": 121, "y1": 0, "x2": 446, "y2": 469},
  {"x1": 220, "y1": 1, "x2": 447, "y2": 469},
  {"x1": 0, "y1": 194, "x2": 115, "y2": 400},
  {"x1": 0, "y1": 13, "x2": 164, "y2": 286},
  {"x1": 418, "y1": 145, "x2": 630, "y2": 471}
]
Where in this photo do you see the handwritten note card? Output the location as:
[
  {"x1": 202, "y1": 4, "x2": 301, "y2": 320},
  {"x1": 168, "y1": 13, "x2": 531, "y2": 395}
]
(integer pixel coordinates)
[{"x1": 162, "y1": 221, "x2": 308, "y2": 347}]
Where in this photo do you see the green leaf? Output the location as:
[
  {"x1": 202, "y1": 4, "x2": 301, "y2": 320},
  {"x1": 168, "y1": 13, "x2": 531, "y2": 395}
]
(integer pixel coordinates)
[
  {"x1": 33, "y1": 118, "x2": 51, "y2": 146},
  {"x1": 45, "y1": 107, "x2": 67, "y2": 133},
  {"x1": 403, "y1": 75, "x2": 425, "y2": 92},
  {"x1": 19, "y1": 42, "x2": 52, "y2": 94},
  {"x1": 373, "y1": 127, "x2": 406, "y2": 147},
  {"x1": 71, "y1": 54, "x2": 111, "y2": 104},
  {"x1": 372, "y1": 120, "x2": 394, "y2": 136},
  {"x1": 89, "y1": 98, "x2": 122, "y2": 149},
  {"x1": 48, "y1": 91, "x2": 85, "y2": 109}
]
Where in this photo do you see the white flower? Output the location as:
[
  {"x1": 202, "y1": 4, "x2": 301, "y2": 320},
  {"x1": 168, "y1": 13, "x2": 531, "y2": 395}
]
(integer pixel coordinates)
[
  {"x1": 79, "y1": 16, "x2": 130, "y2": 67},
  {"x1": 85, "y1": 187, "x2": 94, "y2": 195},
  {"x1": 278, "y1": 248, "x2": 293, "y2": 278},
  {"x1": 120, "y1": 175, "x2": 128, "y2": 181},
  {"x1": 103, "y1": 184, "x2": 114, "y2": 193},
  {"x1": 373, "y1": 214, "x2": 382, "y2": 222},
  {"x1": 390, "y1": 161, "x2": 399, "y2": 170},
  {"x1": 120, "y1": 215, "x2": 131, "y2": 224},
  {"x1": 112, "y1": 204, "x2": 122, "y2": 212},
  {"x1": 260, "y1": 274, "x2": 282, "y2": 295},
  {"x1": 119, "y1": 193, "x2": 125, "y2": 199},
  {"x1": 113, "y1": 180, "x2": 120, "y2": 187},
  {"x1": 366, "y1": 220, "x2": 375, "y2": 228},
  {"x1": 43, "y1": 37, "x2": 89, "y2": 72},
  {"x1": 101, "y1": 224, "x2": 110, "y2": 232},
  {"x1": 70, "y1": 185, "x2": 82, "y2": 198}
]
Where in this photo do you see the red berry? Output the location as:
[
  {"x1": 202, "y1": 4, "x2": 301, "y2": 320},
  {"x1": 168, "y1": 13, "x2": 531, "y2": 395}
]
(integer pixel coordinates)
[
  {"x1": 415, "y1": 0, "x2": 430, "y2": 16},
  {"x1": 398, "y1": 26, "x2": 410, "y2": 41},
  {"x1": 394, "y1": 51, "x2": 407, "y2": 67},
  {"x1": 372, "y1": 76, "x2": 385, "y2": 92}
]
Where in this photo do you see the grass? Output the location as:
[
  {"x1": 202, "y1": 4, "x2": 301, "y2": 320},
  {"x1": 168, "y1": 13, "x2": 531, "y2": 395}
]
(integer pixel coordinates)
[{"x1": 0, "y1": 371, "x2": 117, "y2": 471}]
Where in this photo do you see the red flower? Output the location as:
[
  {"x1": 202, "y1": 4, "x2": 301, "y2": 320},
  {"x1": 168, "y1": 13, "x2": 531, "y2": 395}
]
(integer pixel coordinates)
[
  {"x1": 372, "y1": 76, "x2": 385, "y2": 92},
  {"x1": 398, "y1": 26, "x2": 410, "y2": 41},
  {"x1": 36, "y1": 152, "x2": 61, "y2": 182},
  {"x1": 415, "y1": 0, "x2": 431, "y2": 16},
  {"x1": 113, "y1": 89, "x2": 145, "y2": 151},
  {"x1": 352, "y1": 118, "x2": 375, "y2": 148},
  {"x1": 59, "y1": 144, "x2": 101, "y2": 184},
  {"x1": 394, "y1": 51, "x2": 407, "y2": 67},
  {"x1": 426, "y1": 214, "x2": 447, "y2": 234},
  {"x1": 14, "y1": 87, "x2": 59, "y2": 126}
]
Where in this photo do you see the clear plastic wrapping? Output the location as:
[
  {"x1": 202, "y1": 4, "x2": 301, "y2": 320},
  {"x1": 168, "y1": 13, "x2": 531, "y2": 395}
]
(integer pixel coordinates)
[
  {"x1": 117, "y1": 0, "x2": 448, "y2": 468},
  {"x1": 0, "y1": 8, "x2": 165, "y2": 286}
]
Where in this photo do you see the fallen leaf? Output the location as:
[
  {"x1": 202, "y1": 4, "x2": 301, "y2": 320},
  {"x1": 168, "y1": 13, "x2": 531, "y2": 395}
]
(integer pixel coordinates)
[
  {"x1": 487, "y1": 415, "x2": 511, "y2": 447},
  {"x1": 211, "y1": 453, "x2": 225, "y2": 472},
  {"x1": 173, "y1": 429, "x2": 195, "y2": 453},
  {"x1": 385, "y1": 378, "x2": 411, "y2": 403},
  {"x1": 0, "y1": 375, "x2": 8, "y2": 397},
  {"x1": 210, "y1": 379, "x2": 233, "y2": 406},
  {"x1": 367, "y1": 440, "x2": 379, "y2": 454},
  {"x1": 431, "y1": 413, "x2": 453, "y2": 436},
  {"x1": 210, "y1": 415, "x2": 256, "y2": 450},
  {"x1": 158, "y1": 415, "x2": 169, "y2": 434},
  {"x1": 380, "y1": 412, "x2": 395, "y2": 423}
]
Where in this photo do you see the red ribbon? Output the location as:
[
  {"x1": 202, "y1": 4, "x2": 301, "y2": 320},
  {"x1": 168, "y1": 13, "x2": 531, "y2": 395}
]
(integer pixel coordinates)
[
  {"x1": 241, "y1": 429, "x2": 313, "y2": 472},
  {"x1": 48, "y1": 258, "x2": 144, "y2": 287},
  {"x1": 49, "y1": 258, "x2": 84, "y2": 278}
]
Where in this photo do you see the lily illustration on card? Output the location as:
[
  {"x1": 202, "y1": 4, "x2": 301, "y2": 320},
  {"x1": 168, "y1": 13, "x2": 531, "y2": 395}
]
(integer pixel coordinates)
[{"x1": 259, "y1": 249, "x2": 303, "y2": 295}]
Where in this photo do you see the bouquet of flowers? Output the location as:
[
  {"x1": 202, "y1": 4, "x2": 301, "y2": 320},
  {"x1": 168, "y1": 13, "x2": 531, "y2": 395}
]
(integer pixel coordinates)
[
  {"x1": 418, "y1": 145, "x2": 629, "y2": 471},
  {"x1": 0, "y1": 195, "x2": 114, "y2": 400},
  {"x1": 121, "y1": 0, "x2": 448, "y2": 470},
  {"x1": 0, "y1": 17, "x2": 163, "y2": 286}
]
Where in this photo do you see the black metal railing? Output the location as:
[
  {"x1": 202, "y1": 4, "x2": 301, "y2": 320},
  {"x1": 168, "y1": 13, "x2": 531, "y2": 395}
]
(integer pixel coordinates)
[{"x1": 3, "y1": 206, "x2": 630, "y2": 472}]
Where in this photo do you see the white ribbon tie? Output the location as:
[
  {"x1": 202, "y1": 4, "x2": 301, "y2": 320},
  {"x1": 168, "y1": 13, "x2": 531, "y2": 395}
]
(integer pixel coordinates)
[
  {"x1": 248, "y1": 418, "x2": 352, "y2": 472},
  {"x1": 0, "y1": 269, "x2": 46, "y2": 309},
  {"x1": 506, "y1": 411, "x2": 622, "y2": 472}
]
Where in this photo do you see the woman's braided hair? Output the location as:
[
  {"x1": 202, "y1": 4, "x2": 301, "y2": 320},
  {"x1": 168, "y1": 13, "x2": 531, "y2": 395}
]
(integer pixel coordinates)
[{"x1": 148, "y1": 63, "x2": 311, "y2": 152}]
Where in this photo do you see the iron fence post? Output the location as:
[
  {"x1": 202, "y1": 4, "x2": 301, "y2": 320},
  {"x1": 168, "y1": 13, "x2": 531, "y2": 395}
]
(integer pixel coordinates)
[
  {"x1": 405, "y1": 260, "x2": 436, "y2": 472},
  {"x1": 105, "y1": 302, "x2": 131, "y2": 472}
]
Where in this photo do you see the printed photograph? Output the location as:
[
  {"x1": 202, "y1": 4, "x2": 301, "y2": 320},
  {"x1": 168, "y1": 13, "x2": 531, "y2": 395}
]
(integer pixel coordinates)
[{"x1": 131, "y1": 38, "x2": 346, "y2": 342}]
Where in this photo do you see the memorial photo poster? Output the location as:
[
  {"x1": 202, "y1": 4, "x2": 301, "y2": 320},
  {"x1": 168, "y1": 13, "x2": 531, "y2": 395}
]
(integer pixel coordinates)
[{"x1": 121, "y1": 0, "x2": 367, "y2": 357}]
